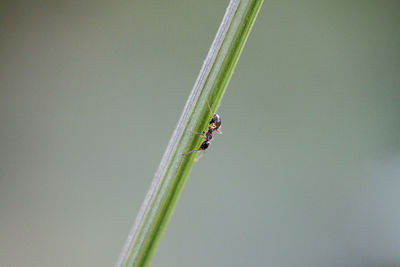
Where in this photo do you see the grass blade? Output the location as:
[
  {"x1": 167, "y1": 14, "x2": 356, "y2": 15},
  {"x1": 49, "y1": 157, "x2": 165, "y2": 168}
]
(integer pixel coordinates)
[{"x1": 116, "y1": 1, "x2": 263, "y2": 266}]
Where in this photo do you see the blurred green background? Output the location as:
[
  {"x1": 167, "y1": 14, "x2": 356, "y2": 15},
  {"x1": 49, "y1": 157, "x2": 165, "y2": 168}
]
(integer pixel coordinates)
[{"x1": 1, "y1": 0, "x2": 400, "y2": 266}]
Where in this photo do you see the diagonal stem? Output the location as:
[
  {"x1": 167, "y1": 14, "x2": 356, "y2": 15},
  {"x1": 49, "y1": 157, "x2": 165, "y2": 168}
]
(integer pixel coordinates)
[{"x1": 116, "y1": 1, "x2": 263, "y2": 266}]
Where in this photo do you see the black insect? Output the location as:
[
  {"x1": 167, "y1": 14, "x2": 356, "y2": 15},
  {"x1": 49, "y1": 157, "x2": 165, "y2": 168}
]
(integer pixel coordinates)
[{"x1": 182, "y1": 100, "x2": 222, "y2": 160}]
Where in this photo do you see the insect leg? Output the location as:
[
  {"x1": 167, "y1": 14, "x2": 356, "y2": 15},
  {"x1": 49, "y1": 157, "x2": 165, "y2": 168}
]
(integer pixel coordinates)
[
  {"x1": 182, "y1": 149, "x2": 201, "y2": 156},
  {"x1": 194, "y1": 150, "x2": 206, "y2": 162}
]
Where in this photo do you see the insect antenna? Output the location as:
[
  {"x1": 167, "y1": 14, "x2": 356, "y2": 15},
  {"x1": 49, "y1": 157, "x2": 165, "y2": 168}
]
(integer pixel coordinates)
[{"x1": 206, "y1": 98, "x2": 214, "y2": 118}]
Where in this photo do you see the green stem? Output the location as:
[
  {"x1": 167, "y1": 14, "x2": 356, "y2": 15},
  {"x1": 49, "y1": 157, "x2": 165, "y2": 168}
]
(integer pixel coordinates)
[{"x1": 116, "y1": 1, "x2": 263, "y2": 266}]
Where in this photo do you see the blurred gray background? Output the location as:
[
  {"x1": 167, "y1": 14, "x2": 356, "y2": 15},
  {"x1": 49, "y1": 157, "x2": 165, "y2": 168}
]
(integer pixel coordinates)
[{"x1": 1, "y1": 0, "x2": 400, "y2": 266}]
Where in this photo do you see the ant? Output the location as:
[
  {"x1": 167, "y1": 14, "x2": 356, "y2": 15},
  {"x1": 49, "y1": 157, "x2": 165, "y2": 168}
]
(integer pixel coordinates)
[{"x1": 182, "y1": 99, "x2": 222, "y2": 160}]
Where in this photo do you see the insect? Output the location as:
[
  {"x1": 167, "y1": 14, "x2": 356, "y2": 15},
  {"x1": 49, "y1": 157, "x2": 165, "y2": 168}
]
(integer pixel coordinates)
[{"x1": 182, "y1": 100, "x2": 222, "y2": 160}]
